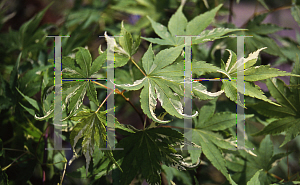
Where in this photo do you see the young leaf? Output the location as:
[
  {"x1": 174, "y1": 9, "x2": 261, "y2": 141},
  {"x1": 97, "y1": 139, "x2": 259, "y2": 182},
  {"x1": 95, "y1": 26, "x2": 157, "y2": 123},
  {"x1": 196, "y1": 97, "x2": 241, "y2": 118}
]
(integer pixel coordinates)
[
  {"x1": 193, "y1": 28, "x2": 247, "y2": 44},
  {"x1": 291, "y1": 1, "x2": 300, "y2": 26},
  {"x1": 35, "y1": 48, "x2": 106, "y2": 120},
  {"x1": 119, "y1": 22, "x2": 133, "y2": 56},
  {"x1": 115, "y1": 45, "x2": 225, "y2": 123},
  {"x1": 70, "y1": 109, "x2": 122, "y2": 176},
  {"x1": 145, "y1": 16, "x2": 176, "y2": 46},
  {"x1": 186, "y1": 4, "x2": 222, "y2": 36},
  {"x1": 221, "y1": 48, "x2": 295, "y2": 107},
  {"x1": 247, "y1": 169, "x2": 263, "y2": 185},
  {"x1": 168, "y1": 5, "x2": 187, "y2": 36},
  {"x1": 143, "y1": 4, "x2": 244, "y2": 46}
]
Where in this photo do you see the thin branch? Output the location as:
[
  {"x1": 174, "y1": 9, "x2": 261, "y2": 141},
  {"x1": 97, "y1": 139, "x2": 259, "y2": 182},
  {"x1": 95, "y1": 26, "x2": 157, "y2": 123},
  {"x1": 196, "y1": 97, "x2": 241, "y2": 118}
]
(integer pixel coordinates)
[
  {"x1": 92, "y1": 80, "x2": 113, "y2": 91},
  {"x1": 290, "y1": 172, "x2": 299, "y2": 181},
  {"x1": 241, "y1": 5, "x2": 292, "y2": 28},
  {"x1": 1, "y1": 152, "x2": 27, "y2": 171},
  {"x1": 96, "y1": 90, "x2": 113, "y2": 113},
  {"x1": 60, "y1": 162, "x2": 68, "y2": 185},
  {"x1": 130, "y1": 58, "x2": 146, "y2": 76},
  {"x1": 268, "y1": 171, "x2": 285, "y2": 182},
  {"x1": 92, "y1": 81, "x2": 144, "y2": 124}
]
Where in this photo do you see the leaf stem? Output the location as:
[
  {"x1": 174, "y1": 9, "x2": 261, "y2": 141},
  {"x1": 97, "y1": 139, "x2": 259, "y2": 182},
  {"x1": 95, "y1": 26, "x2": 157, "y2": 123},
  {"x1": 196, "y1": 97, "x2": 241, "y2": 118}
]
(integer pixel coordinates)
[
  {"x1": 92, "y1": 80, "x2": 113, "y2": 91},
  {"x1": 268, "y1": 171, "x2": 285, "y2": 182},
  {"x1": 241, "y1": 5, "x2": 292, "y2": 28},
  {"x1": 92, "y1": 81, "x2": 144, "y2": 123},
  {"x1": 96, "y1": 90, "x2": 113, "y2": 113},
  {"x1": 60, "y1": 162, "x2": 67, "y2": 185},
  {"x1": 1, "y1": 152, "x2": 27, "y2": 171},
  {"x1": 130, "y1": 58, "x2": 146, "y2": 76}
]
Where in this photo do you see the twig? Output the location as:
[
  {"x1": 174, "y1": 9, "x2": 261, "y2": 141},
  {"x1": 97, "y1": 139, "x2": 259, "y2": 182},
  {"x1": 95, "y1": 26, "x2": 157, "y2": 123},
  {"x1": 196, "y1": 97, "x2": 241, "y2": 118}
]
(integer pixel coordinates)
[
  {"x1": 130, "y1": 58, "x2": 146, "y2": 76},
  {"x1": 92, "y1": 81, "x2": 144, "y2": 124},
  {"x1": 60, "y1": 162, "x2": 67, "y2": 185},
  {"x1": 1, "y1": 152, "x2": 27, "y2": 171},
  {"x1": 92, "y1": 80, "x2": 113, "y2": 91},
  {"x1": 96, "y1": 90, "x2": 113, "y2": 113},
  {"x1": 268, "y1": 171, "x2": 285, "y2": 182},
  {"x1": 240, "y1": 5, "x2": 292, "y2": 28}
]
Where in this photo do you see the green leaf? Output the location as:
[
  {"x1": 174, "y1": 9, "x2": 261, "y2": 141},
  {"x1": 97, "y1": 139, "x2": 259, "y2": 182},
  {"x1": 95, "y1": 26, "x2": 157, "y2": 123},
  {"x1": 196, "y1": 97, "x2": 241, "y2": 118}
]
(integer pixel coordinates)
[
  {"x1": 280, "y1": 121, "x2": 300, "y2": 147},
  {"x1": 186, "y1": 4, "x2": 222, "y2": 36},
  {"x1": 248, "y1": 24, "x2": 283, "y2": 35},
  {"x1": 196, "y1": 98, "x2": 217, "y2": 125},
  {"x1": 16, "y1": 88, "x2": 40, "y2": 111},
  {"x1": 115, "y1": 45, "x2": 224, "y2": 123},
  {"x1": 291, "y1": 3, "x2": 300, "y2": 26},
  {"x1": 168, "y1": 5, "x2": 187, "y2": 36},
  {"x1": 119, "y1": 22, "x2": 133, "y2": 56},
  {"x1": 225, "y1": 47, "x2": 267, "y2": 75},
  {"x1": 257, "y1": 0, "x2": 269, "y2": 10},
  {"x1": 187, "y1": 102, "x2": 246, "y2": 181},
  {"x1": 90, "y1": 50, "x2": 107, "y2": 75},
  {"x1": 266, "y1": 78, "x2": 298, "y2": 112},
  {"x1": 198, "y1": 112, "x2": 254, "y2": 131},
  {"x1": 142, "y1": 44, "x2": 155, "y2": 74},
  {"x1": 9, "y1": 52, "x2": 22, "y2": 92},
  {"x1": 221, "y1": 48, "x2": 290, "y2": 106},
  {"x1": 244, "y1": 65, "x2": 299, "y2": 81},
  {"x1": 258, "y1": 135, "x2": 273, "y2": 170},
  {"x1": 74, "y1": 47, "x2": 92, "y2": 77},
  {"x1": 146, "y1": 16, "x2": 176, "y2": 45},
  {"x1": 193, "y1": 28, "x2": 246, "y2": 44},
  {"x1": 162, "y1": 165, "x2": 193, "y2": 185},
  {"x1": 36, "y1": 47, "x2": 105, "y2": 120},
  {"x1": 248, "y1": 101, "x2": 296, "y2": 118},
  {"x1": 189, "y1": 129, "x2": 230, "y2": 180},
  {"x1": 247, "y1": 169, "x2": 263, "y2": 185},
  {"x1": 245, "y1": 33, "x2": 285, "y2": 58},
  {"x1": 70, "y1": 109, "x2": 122, "y2": 176},
  {"x1": 290, "y1": 54, "x2": 300, "y2": 110},
  {"x1": 252, "y1": 117, "x2": 298, "y2": 136},
  {"x1": 192, "y1": 60, "x2": 230, "y2": 77},
  {"x1": 112, "y1": 127, "x2": 186, "y2": 185},
  {"x1": 144, "y1": 4, "x2": 241, "y2": 46},
  {"x1": 19, "y1": 3, "x2": 52, "y2": 47}
]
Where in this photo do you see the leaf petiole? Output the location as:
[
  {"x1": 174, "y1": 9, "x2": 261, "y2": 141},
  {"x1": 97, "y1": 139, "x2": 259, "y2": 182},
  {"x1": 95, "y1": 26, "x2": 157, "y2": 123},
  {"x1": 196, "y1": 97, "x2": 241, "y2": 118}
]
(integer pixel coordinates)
[
  {"x1": 95, "y1": 90, "x2": 113, "y2": 113},
  {"x1": 130, "y1": 58, "x2": 147, "y2": 76}
]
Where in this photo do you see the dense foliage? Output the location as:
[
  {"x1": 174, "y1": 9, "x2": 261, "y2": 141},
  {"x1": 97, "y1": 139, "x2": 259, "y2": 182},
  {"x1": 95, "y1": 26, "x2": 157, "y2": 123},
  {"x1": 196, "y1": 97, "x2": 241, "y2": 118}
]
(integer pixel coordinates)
[{"x1": 1, "y1": 0, "x2": 300, "y2": 184}]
